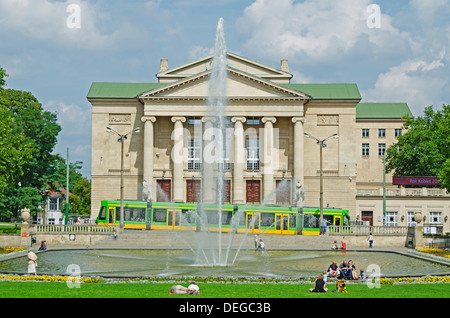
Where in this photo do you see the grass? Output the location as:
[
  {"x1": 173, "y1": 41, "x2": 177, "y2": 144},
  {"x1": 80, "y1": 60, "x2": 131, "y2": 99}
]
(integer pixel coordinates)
[{"x1": 0, "y1": 280, "x2": 449, "y2": 298}]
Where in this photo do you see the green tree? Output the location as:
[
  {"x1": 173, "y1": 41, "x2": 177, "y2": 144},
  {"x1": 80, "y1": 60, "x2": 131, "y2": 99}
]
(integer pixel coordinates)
[
  {"x1": 0, "y1": 67, "x2": 62, "y2": 220},
  {"x1": 0, "y1": 105, "x2": 33, "y2": 196},
  {"x1": 67, "y1": 177, "x2": 91, "y2": 215},
  {"x1": 386, "y1": 105, "x2": 450, "y2": 191}
]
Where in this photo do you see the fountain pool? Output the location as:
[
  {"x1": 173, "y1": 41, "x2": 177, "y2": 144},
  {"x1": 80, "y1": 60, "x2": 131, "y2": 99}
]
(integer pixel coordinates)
[{"x1": 0, "y1": 249, "x2": 448, "y2": 278}]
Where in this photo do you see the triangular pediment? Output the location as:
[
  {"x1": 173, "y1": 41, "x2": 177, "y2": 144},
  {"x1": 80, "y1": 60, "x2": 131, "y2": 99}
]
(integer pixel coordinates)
[
  {"x1": 157, "y1": 52, "x2": 293, "y2": 84},
  {"x1": 140, "y1": 66, "x2": 309, "y2": 101}
]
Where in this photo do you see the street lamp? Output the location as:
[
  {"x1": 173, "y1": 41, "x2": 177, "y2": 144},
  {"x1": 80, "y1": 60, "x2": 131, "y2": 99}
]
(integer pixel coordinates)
[
  {"x1": 106, "y1": 126, "x2": 140, "y2": 231},
  {"x1": 304, "y1": 132, "x2": 339, "y2": 235}
]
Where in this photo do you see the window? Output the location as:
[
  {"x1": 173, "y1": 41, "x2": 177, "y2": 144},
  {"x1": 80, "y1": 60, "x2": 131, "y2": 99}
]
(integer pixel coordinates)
[
  {"x1": 378, "y1": 143, "x2": 386, "y2": 156},
  {"x1": 188, "y1": 139, "x2": 201, "y2": 170},
  {"x1": 362, "y1": 143, "x2": 369, "y2": 156},
  {"x1": 395, "y1": 128, "x2": 402, "y2": 138},
  {"x1": 407, "y1": 212, "x2": 415, "y2": 227},
  {"x1": 152, "y1": 208, "x2": 167, "y2": 223},
  {"x1": 49, "y1": 198, "x2": 59, "y2": 211},
  {"x1": 429, "y1": 212, "x2": 441, "y2": 224},
  {"x1": 378, "y1": 129, "x2": 386, "y2": 138},
  {"x1": 362, "y1": 129, "x2": 369, "y2": 138},
  {"x1": 246, "y1": 139, "x2": 260, "y2": 170},
  {"x1": 247, "y1": 117, "x2": 260, "y2": 125},
  {"x1": 385, "y1": 212, "x2": 398, "y2": 226},
  {"x1": 98, "y1": 206, "x2": 106, "y2": 220},
  {"x1": 188, "y1": 117, "x2": 201, "y2": 125}
]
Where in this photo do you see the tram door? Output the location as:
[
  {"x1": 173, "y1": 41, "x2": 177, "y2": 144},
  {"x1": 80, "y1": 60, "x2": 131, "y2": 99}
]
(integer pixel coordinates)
[
  {"x1": 167, "y1": 209, "x2": 181, "y2": 230},
  {"x1": 246, "y1": 213, "x2": 260, "y2": 233},
  {"x1": 275, "y1": 214, "x2": 289, "y2": 234},
  {"x1": 108, "y1": 207, "x2": 115, "y2": 224},
  {"x1": 334, "y1": 216, "x2": 341, "y2": 226}
]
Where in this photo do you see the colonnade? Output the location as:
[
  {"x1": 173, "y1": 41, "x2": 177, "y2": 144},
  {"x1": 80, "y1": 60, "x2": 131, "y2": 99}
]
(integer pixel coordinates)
[{"x1": 141, "y1": 115, "x2": 305, "y2": 204}]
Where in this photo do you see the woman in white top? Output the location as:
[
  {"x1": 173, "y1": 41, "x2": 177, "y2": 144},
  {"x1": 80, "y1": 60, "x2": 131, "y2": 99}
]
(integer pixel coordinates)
[{"x1": 27, "y1": 250, "x2": 37, "y2": 276}]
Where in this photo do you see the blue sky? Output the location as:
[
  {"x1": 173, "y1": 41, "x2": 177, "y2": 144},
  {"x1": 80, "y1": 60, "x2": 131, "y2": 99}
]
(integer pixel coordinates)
[{"x1": 1, "y1": 0, "x2": 449, "y2": 177}]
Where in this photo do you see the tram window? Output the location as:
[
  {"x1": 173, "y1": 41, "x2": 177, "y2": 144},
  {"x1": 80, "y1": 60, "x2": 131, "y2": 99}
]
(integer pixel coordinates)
[
  {"x1": 222, "y1": 211, "x2": 232, "y2": 225},
  {"x1": 206, "y1": 211, "x2": 219, "y2": 224},
  {"x1": 303, "y1": 214, "x2": 320, "y2": 229},
  {"x1": 324, "y1": 215, "x2": 333, "y2": 226},
  {"x1": 124, "y1": 207, "x2": 145, "y2": 222},
  {"x1": 289, "y1": 214, "x2": 296, "y2": 228},
  {"x1": 181, "y1": 209, "x2": 196, "y2": 224},
  {"x1": 261, "y1": 213, "x2": 275, "y2": 227},
  {"x1": 98, "y1": 206, "x2": 106, "y2": 220},
  {"x1": 152, "y1": 208, "x2": 167, "y2": 223},
  {"x1": 234, "y1": 209, "x2": 246, "y2": 226}
]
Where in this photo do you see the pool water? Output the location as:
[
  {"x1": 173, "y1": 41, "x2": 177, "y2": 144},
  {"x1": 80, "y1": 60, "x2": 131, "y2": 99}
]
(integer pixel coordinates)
[{"x1": 0, "y1": 249, "x2": 448, "y2": 278}]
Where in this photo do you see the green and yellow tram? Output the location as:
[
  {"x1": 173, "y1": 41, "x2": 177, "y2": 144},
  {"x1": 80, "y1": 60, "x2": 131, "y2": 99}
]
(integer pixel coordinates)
[{"x1": 96, "y1": 200, "x2": 349, "y2": 235}]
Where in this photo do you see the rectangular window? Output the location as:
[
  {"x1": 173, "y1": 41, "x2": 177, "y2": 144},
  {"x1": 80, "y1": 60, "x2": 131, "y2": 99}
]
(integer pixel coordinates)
[
  {"x1": 188, "y1": 139, "x2": 201, "y2": 170},
  {"x1": 385, "y1": 212, "x2": 398, "y2": 227},
  {"x1": 395, "y1": 128, "x2": 402, "y2": 138},
  {"x1": 362, "y1": 129, "x2": 369, "y2": 138},
  {"x1": 152, "y1": 208, "x2": 167, "y2": 223},
  {"x1": 246, "y1": 139, "x2": 260, "y2": 170},
  {"x1": 429, "y1": 212, "x2": 441, "y2": 224},
  {"x1": 378, "y1": 143, "x2": 386, "y2": 156},
  {"x1": 188, "y1": 117, "x2": 201, "y2": 125},
  {"x1": 407, "y1": 212, "x2": 415, "y2": 227},
  {"x1": 247, "y1": 117, "x2": 260, "y2": 125},
  {"x1": 362, "y1": 143, "x2": 369, "y2": 156},
  {"x1": 378, "y1": 129, "x2": 386, "y2": 138},
  {"x1": 49, "y1": 198, "x2": 58, "y2": 211}
]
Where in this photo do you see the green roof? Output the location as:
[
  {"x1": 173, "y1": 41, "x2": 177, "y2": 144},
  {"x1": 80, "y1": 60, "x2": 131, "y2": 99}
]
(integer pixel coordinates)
[
  {"x1": 356, "y1": 103, "x2": 413, "y2": 119},
  {"x1": 87, "y1": 82, "x2": 166, "y2": 99},
  {"x1": 282, "y1": 83, "x2": 361, "y2": 100}
]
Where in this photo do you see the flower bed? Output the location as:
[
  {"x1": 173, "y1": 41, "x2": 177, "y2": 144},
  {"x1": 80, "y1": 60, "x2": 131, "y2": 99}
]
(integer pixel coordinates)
[
  {"x1": 417, "y1": 248, "x2": 450, "y2": 259},
  {"x1": 0, "y1": 274, "x2": 99, "y2": 283},
  {"x1": 0, "y1": 247, "x2": 25, "y2": 254}
]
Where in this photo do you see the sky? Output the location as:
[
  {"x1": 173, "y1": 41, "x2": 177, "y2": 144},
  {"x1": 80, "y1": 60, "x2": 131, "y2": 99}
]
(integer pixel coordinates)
[{"x1": 1, "y1": 0, "x2": 449, "y2": 178}]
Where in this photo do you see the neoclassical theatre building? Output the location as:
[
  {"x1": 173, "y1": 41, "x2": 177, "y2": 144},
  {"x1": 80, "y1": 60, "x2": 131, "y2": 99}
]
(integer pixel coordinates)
[{"x1": 87, "y1": 52, "x2": 450, "y2": 234}]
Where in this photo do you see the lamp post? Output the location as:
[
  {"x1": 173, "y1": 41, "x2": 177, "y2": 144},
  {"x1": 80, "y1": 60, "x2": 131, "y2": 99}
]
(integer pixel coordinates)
[
  {"x1": 304, "y1": 132, "x2": 339, "y2": 235},
  {"x1": 106, "y1": 126, "x2": 140, "y2": 231}
]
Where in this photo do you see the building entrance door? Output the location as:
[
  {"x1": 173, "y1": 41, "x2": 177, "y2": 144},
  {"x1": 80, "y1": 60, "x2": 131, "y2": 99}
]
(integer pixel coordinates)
[
  {"x1": 246, "y1": 180, "x2": 260, "y2": 204},
  {"x1": 157, "y1": 180, "x2": 171, "y2": 202},
  {"x1": 361, "y1": 211, "x2": 373, "y2": 226}
]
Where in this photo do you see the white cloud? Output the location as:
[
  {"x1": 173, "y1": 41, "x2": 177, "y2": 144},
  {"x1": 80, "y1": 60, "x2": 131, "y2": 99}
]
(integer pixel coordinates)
[
  {"x1": 362, "y1": 55, "x2": 447, "y2": 115},
  {"x1": 236, "y1": 0, "x2": 408, "y2": 62},
  {"x1": 0, "y1": 0, "x2": 143, "y2": 51}
]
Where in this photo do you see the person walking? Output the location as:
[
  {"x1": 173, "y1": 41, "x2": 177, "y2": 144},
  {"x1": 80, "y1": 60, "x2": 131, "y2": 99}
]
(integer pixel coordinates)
[{"x1": 368, "y1": 233, "x2": 373, "y2": 248}]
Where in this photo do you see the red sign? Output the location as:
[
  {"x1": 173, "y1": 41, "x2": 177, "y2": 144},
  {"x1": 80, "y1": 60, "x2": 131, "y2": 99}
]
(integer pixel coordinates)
[{"x1": 393, "y1": 176, "x2": 441, "y2": 186}]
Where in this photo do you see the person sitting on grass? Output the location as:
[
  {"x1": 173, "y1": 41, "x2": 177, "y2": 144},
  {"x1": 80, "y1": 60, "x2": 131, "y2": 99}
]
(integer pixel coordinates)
[
  {"x1": 327, "y1": 261, "x2": 339, "y2": 278},
  {"x1": 309, "y1": 274, "x2": 328, "y2": 293},
  {"x1": 169, "y1": 282, "x2": 201, "y2": 295}
]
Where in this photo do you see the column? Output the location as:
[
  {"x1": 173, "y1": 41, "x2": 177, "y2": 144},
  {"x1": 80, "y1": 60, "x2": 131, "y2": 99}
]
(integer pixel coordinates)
[
  {"x1": 171, "y1": 116, "x2": 186, "y2": 202},
  {"x1": 262, "y1": 116, "x2": 277, "y2": 204},
  {"x1": 141, "y1": 116, "x2": 156, "y2": 201},
  {"x1": 231, "y1": 117, "x2": 246, "y2": 204},
  {"x1": 292, "y1": 117, "x2": 305, "y2": 188}
]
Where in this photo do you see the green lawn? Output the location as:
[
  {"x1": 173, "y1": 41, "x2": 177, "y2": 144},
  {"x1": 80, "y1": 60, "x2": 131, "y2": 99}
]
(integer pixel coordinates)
[{"x1": 0, "y1": 281, "x2": 448, "y2": 298}]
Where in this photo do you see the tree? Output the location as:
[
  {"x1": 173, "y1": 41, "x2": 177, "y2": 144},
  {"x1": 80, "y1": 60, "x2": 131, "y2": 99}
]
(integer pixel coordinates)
[
  {"x1": 385, "y1": 105, "x2": 450, "y2": 191},
  {"x1": 0, "y1": 66, "x2": 62, "y2": 220},
  {"x1": 0, "y1": 105, "x2": 33, "y2": 196}
]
